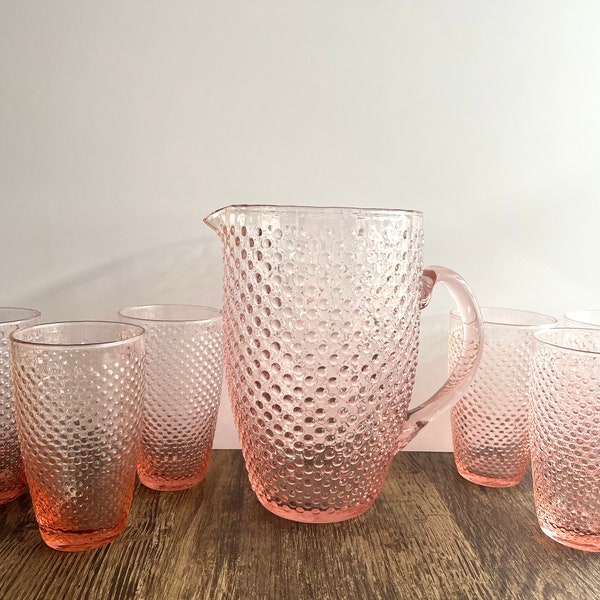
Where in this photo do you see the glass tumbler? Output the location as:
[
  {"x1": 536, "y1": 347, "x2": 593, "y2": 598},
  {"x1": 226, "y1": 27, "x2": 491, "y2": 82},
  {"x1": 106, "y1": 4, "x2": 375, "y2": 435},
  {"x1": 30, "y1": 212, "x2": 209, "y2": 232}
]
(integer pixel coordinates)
[
  {"x1": 529, "y1": 328, "x2": 600, "y2": 551},
  {"x1": 119, "y1": 305, "x2": 223, "y2": 491},
  {"x1": 0, "y1": 308, "x2": 41, "y2": 504},
  {"x1": 10, "y1": 322, "x2": 145, "y2": 551},
  {"x1": 565, "y1": 310, "x2": 600, "y2": 329},
  {"x1": 449, "y1": 307, "x2": 556, "y2": 487}
]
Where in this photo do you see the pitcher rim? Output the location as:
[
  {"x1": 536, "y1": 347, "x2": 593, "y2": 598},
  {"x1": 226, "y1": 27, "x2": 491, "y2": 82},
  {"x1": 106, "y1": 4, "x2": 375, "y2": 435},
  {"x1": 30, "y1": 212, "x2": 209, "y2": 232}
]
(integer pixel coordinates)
[{"x1": 204, "y1": 204, "x2": 423, "y2": 229}]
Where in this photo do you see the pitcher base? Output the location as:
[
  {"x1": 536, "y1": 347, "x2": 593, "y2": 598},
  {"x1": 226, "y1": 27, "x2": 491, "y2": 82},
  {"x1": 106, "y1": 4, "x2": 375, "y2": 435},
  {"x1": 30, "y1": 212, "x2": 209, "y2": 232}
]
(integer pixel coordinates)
[{"x1": 257, "y1": 497, "x2": 374, "y2": 523}]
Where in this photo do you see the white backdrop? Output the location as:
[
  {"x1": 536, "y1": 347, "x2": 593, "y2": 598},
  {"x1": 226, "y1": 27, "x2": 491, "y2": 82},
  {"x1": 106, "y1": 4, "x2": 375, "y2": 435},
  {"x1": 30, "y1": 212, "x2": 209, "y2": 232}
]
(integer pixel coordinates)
[{"x1": 1, "y1": 2, "x2": 599, "y2": 450}]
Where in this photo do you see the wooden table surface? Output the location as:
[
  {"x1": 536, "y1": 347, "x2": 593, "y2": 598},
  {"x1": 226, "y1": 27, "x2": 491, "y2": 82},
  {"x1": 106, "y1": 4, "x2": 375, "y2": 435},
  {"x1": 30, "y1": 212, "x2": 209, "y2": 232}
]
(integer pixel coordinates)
[{"x1": 1, "y1": 450, "x2": 599, "y2": 600}]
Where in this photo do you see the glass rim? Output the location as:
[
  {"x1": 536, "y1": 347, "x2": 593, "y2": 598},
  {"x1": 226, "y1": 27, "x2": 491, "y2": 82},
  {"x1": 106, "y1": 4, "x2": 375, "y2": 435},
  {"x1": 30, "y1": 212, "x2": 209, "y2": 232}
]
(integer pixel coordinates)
[
  {"x1": 451, "y1": 307, "x2": 557, "y2": 328},
  {"x1": 0, "y1": 307, "x2": 41, "y2": 326},
  {"x1": 564, "y1": 310, "x2": 600, "y2": 327},
  {"x1": 10, "y1": 320, "x2": 145, "y2": 349},
  {"x1": 534, "y1": 327, "x2": 600, "y2": 356},
  {"x1": 118, "y1": 304, "x2": 222, "y2": 324}
]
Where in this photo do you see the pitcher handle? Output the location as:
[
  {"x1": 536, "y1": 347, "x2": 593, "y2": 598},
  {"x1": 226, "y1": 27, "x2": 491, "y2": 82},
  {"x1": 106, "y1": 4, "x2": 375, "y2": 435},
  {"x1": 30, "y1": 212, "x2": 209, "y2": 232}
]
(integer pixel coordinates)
[{"x1": 397, "y1": 265, "x2": 483, "y2": 449}]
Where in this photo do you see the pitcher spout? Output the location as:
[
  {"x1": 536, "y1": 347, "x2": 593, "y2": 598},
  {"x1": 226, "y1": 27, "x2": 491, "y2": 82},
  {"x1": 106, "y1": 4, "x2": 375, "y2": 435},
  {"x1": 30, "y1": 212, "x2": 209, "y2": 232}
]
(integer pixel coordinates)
[{"x1": 204, "y1": 206, "x2": 229, "y2": 234}]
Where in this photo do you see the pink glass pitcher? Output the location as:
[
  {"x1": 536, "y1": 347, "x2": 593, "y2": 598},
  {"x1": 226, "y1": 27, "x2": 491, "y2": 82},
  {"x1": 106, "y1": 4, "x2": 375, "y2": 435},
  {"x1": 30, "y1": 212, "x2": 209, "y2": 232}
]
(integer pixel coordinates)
[{"x1": 205, "y1": 205, "x2": 483, "y2": 523}]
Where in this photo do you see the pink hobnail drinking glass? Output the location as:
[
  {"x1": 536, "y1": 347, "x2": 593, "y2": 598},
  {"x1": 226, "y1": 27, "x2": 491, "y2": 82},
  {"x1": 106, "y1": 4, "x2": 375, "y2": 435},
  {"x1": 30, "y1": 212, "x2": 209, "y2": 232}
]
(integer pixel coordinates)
[
  {"x1": 118, "y1": 305, "x2": 223, "y2": 491},
  {"x1": 205, "y1": 204, "x2": 483, "y2": 523},
  {"x1": 449, "y1": 307, "x2": 556, "y2": 487},
  {"x1": 10, "y1": 322, "x2": 145, "y2": 551},
  {"x1": 0, "y1": 308, "x2": 41, "y2": 504},
  {"x1": 529, "y1": 327, "x2": 600, "y2": 551}
]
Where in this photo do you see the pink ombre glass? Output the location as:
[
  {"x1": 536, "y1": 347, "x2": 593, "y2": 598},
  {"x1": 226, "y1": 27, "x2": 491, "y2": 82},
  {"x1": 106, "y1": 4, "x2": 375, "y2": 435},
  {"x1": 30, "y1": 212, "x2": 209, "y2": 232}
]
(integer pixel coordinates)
[
  {"x1": 449, "y1": 308, "x2": 556, "y2": 487},
  {"x1": 0, "y1": 308, "x2": 40, "y2": 504},
  {"x1": 205, "y1": 205, "x2": 483, "y2": 523},
  {"x1": 10, "y1": 322, "x2": 145, "y2": 551},
  {"x1": 529, "y1": 327, "x2": 600, "y2": 552},
  {"x1": 119, "y1": 305, "x2": 223, "y2": 491}
]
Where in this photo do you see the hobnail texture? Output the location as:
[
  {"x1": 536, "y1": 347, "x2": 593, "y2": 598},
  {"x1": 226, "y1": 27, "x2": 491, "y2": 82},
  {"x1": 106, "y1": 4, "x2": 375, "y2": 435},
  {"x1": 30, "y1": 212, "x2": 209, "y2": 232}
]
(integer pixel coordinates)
[
  {"x1": 10, "y1": 322, "x2": 145, "y2": 551},
  {"x1": 529, "y1": 328, "x2": 600, "y2": 551},
  {"x1": 119, "y1": 305, "x2": 223, "y2": 491},
  {"x1": 0, "y1": 308, "x2": 40, "y2": 504},
  {"x1": 211, "y1": 207, "x2": 428, "y2": 522},
  {"x1": 449, "y1": 308, "x2": 556, "y2": 487}
]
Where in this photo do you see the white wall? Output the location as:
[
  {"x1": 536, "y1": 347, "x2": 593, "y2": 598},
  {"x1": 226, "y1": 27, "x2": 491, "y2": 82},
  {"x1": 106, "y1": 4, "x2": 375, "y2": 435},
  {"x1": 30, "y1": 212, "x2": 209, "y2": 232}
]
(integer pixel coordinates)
[{"x1": 1, "y1": 1, "x2": 599, "y2": 450}]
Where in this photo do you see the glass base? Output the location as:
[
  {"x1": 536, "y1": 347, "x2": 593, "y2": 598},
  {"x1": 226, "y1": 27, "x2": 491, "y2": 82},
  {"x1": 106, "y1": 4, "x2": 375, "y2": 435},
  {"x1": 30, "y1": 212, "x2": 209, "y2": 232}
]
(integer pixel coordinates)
[
  {"x1": 541, "y1": 525, "x2": 600, "y2": 552},
  {"x1": 457, "y1": 468, "x2": 524, "y2": 488},
  {"x1": 138, "y1": 472, "x2": 206, "y2": 491},
  {"x1": 0, "y1": 483, "x2": 27, "y2": 505},
  {"x1": 256, "y1": 495, "x2": 374, "y2": 523},
  {"x1": 39, "y1": 520, "x2": 127, "y2": 552}
]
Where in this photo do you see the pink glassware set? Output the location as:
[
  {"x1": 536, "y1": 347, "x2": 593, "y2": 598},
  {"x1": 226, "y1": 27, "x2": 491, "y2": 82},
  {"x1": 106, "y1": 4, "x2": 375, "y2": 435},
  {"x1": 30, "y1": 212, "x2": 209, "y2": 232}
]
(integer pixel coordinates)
[
  {"x1": 1, "y1": 204, "x2": 599, "y2": 553},
  {"x1": 5, "y1": 308, "x2": 223, "y2": 552}
]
